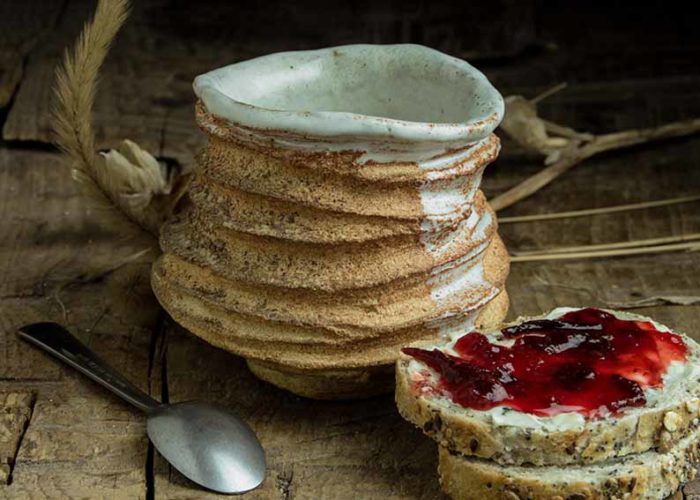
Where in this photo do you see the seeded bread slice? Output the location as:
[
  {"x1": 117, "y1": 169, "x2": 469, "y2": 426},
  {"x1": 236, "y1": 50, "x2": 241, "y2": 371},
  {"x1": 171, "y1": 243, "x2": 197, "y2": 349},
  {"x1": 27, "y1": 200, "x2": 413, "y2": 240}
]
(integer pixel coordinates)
[
  {"x1": 396, "y1": 308, "x2": 700, "y2": 466},
  {"x1": 437, "y1": 424, "x2": 700, "y2": 500}
]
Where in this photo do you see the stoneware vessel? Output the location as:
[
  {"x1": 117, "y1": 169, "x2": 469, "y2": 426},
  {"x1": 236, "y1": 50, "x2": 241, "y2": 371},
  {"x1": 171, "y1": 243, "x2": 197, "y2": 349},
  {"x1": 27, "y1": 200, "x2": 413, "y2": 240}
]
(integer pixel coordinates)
[{"x1": 152, "y1": 44, "x2": 509, "y2": 399}]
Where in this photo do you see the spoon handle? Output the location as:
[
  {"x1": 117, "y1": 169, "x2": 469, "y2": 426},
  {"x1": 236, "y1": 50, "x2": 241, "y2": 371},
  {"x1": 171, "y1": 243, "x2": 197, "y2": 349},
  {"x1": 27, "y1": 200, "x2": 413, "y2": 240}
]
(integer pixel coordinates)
[{"x1": 17, "y1": 322, "x2": 160, "y2": 413}]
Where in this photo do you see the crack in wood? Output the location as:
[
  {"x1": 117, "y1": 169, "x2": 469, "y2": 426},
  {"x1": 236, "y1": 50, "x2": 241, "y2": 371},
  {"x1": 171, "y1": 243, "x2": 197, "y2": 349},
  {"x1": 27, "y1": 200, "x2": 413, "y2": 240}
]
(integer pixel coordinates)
[
  {"x1": 159, "y1": 325, "x2": 170, "y2": 407},
  {"x1": 144, "y1": 311, "x2": 169, "y2": 499},
  {"x1": 145, "y1": 315, "x2": 163, "y2": 500},
  {"x1": 276, "y1": 469, "x2": 294, "y2": 500},
  {"x1": 0, "y1": 55, "x2": 27, "y2": 137},
  {"x1": 1, "y1": 391, "x2": 36, "y2": 486},
  {"x1": 145, "y1": 443, "x2": 155, "y2": 500},
  {"x1": 0, "y1": 291, "x2": 46, "y2": 301},
  {"x1": 0, "y1": 139, "x2": 58, "y2": 152}
]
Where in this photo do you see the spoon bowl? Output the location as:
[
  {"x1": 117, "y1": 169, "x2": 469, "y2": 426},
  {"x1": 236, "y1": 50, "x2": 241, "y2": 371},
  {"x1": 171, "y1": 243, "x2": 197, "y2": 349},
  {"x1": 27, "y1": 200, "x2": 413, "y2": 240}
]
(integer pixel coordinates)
[{"x1": 147, "y1": 401, "x2": 266, "y2": 493}]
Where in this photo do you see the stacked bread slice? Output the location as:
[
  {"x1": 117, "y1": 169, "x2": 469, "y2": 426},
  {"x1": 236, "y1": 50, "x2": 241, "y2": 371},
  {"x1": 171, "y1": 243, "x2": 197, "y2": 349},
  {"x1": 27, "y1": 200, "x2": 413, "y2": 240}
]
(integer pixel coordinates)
[{"x1": 396, "y1": 308, "x2": 700, "y2": 499}]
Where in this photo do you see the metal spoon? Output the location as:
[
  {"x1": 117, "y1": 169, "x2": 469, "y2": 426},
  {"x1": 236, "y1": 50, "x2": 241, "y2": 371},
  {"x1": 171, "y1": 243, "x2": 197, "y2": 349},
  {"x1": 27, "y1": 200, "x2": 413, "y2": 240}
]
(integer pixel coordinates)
[{"x1": 17, "y1": 322, "x2": 266, "y2": 494}]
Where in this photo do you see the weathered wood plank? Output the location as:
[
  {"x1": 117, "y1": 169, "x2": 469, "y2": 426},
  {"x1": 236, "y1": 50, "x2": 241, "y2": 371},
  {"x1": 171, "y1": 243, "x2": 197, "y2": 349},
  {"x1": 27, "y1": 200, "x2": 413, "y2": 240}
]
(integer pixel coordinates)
[
  {"x1": 492, "y1": 141, "x2": 700, "y2": 243},
  {"x1": 0, "y1": 0, "x2": 64, "y2": 107},
  {"x1": 6, "y1": 0, "x2": 700, "y2": 167},
  {"x1": 151, "y1": 327, "x2": 443, "y2": 499},
  {"x1": 492, "y1": 139, "x2": 700, "y2": 318},
  {"x1": 0, "y1": 284, "x2": 156, "y2": 499},
  {"x1": 0, "y1": 148, "x2": 154, "y2": 299},
  {"x1": 2, "y1": 0, "x2": 249, "y2": 165},
  {"x1": 0, "y1": 392, "x2": 33, "y2": 485},
  {"x1": 0, "y1": 147, "x2": 157, "y2": 388},
  {"x1": 0, "y1": 145, "x2": 159, "y2": 498},
  {"x1": 0, "y1": 299, "x2": 62, "y2": 382}
]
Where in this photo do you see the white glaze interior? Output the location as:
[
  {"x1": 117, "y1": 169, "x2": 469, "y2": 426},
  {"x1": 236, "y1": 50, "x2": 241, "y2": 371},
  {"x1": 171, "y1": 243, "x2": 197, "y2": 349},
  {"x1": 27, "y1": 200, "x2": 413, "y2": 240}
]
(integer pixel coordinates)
[{"x1": 194, "y1": 44, "x2": 503, "y2": 146}]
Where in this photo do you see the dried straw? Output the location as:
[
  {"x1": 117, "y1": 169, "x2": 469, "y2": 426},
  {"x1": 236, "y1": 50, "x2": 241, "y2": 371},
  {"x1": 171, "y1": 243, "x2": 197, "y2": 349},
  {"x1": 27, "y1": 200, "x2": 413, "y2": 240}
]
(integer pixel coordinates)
[
  {"x1": 492, "y1": 118, "x2": 700, "y2": 212},
  {"x1": 511, "y1": 240, "x2": 700, "y2": 263},
  {"x1": 52, "y1": 0, "x2": 141, "y2": 238},
  {"x1": 499, "y1": 194, "x2": 700, "y2": 223},
  {"x1": 52, "y1": 0, "x2": 188, "y2": 239},
  {"x1": 512, "y1": 233, "x2": 700, "y2": 256}
]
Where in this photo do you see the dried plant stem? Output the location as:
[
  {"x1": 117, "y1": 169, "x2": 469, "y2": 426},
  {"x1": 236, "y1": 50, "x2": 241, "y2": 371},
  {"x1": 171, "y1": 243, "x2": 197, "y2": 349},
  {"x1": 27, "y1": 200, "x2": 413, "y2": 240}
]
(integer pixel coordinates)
[
  {"x1": 513, "y1": 233, "x2": 700, "y2": 256},
  {"x1": 542, "y1": 120, "x2": 593, "y2": 141},
  {"x1": 499, "y1": 194, "x2": 700, "y2": 223},
  {"x1": 606, "y1": 295, "x2": 700, "y2": 309},
  {"x1": 530, "y1": 82, "x2": 568, "y2": 104},
  {"x1": 52, "y1": 0, "x2": 151, "y2": 239},
  {"x1": 53, "y1": 0, "x2": 128, "y2": 179},
  {"x1": 491, "y1": 118, "x2": 700, "y2": 212},
  {"x1": 53, "y1": 0, "x2": 188, "y2": 238},
  {"x1": 511, "y1": 241, "x2": 700, "y2": 263}
]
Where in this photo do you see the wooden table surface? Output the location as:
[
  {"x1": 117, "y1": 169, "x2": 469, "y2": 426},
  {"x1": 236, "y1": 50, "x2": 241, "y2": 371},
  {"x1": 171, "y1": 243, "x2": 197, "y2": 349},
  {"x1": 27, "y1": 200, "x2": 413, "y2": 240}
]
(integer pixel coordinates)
[{"x1": 1, "y1": 1, "x2": 700, "y2": 498}]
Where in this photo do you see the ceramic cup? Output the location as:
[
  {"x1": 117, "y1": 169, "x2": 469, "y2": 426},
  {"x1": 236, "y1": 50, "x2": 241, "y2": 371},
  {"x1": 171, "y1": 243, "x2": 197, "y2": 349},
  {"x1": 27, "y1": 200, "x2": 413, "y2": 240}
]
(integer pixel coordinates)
[{"x1": 152, "y1": 44, "x2": 508, "y2": 399}]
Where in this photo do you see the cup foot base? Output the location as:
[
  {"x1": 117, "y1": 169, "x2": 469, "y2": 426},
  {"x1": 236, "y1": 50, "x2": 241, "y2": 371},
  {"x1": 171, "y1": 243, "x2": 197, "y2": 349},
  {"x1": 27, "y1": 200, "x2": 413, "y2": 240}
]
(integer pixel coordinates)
[{"x1": 246, "y1": 360, "x2": 395, "y2": 400}]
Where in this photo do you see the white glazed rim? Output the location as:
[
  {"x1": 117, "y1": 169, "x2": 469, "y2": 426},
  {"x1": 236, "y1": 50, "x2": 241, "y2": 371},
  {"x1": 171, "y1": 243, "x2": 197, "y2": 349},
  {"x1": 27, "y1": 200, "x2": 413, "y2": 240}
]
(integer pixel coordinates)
[{"x1": 193, "y1": 44, "x2": 504, "y2": 144}]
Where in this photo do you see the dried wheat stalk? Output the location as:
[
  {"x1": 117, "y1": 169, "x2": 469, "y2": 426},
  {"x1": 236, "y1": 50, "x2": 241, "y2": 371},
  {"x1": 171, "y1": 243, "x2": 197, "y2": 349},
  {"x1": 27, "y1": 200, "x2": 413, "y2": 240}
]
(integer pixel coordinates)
[
  {"x1": 499, "y1": 194, "x2": 700, "y2": 223},
  {"x1": 52, "y1": 0, "x2": 188, "y2": 240},
  {"x1": 512, "y1": 233, "x2": 700, "y2": 256},
  {"x1": 511, "y1": 240, "x2": 700, "y2": 263},
  {"x1": 606, "y1": 295, "x2": 700, "y2": 309},
  {"x1": 53, "y1": 0, "x2": 136, "y2": 234},
  {"x1": 493, "y1": 86, "x2": 700, "y2": 212}
]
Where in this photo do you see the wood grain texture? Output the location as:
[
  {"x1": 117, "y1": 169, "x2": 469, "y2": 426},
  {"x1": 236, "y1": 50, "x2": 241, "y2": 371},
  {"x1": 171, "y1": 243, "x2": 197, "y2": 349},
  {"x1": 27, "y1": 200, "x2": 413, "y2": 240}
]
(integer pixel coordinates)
[
  {"x1": 1, "y1": 0, "x2": 700, "y2": 498},
  {"x1": 0, "y1": 285, "x2": 156, "y2": 499},
  {"x1": 0, "y1": 392, "x2": 33, "y2": 485},
  {"x1": 151, "y1": 327, "x2": 443, "y2": 499},
  {"x1": 0, "y1": 148, "x2": 159, "y2": 498},
  {"x1": 2, "y1": 0, "x2": 195, "y2": 165},
  {"x1": 0, "y1": 0, "x2": 64, "y2": 107},
  {"x1": 0, "y1": 149, "x2": 154, "y2": 298},
  {"x1": 1, "y1": 0, "x2": 537, "y2": 165}
]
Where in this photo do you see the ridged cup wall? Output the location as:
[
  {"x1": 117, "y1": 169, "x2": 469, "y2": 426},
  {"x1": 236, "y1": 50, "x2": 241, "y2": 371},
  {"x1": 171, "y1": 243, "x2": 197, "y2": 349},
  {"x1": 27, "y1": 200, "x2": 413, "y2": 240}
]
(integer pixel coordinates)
[{"x1": 151, "y1": 44, "x2": 509, "y2": 399}]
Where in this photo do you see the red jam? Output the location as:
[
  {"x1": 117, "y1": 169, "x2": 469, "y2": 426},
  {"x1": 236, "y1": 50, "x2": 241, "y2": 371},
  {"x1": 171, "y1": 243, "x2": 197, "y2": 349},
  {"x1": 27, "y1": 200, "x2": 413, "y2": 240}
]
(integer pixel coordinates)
[{"x1": 403, "y1": 308, "x2": 687, "y2": 418}]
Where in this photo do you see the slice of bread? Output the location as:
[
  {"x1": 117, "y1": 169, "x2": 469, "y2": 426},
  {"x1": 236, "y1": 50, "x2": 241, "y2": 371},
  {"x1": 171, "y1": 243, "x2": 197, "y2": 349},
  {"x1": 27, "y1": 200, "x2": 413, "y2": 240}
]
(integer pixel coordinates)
[
  {"x1": 396, "y1": 308, "x2": 700, "y2": 466},
  {"x1": 437, "y1": 424, "x2": 700, "y2": 500}
]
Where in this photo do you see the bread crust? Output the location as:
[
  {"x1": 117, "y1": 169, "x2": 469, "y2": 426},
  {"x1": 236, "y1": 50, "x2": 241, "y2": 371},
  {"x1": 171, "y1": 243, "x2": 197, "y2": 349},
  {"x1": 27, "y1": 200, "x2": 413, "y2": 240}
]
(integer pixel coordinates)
[
  {"x1": 437, "y1": 425, "x2": 700, "y2": 500},
  {"x1": 396, "y1": 314, "x2": 700, "y2": 466}
]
